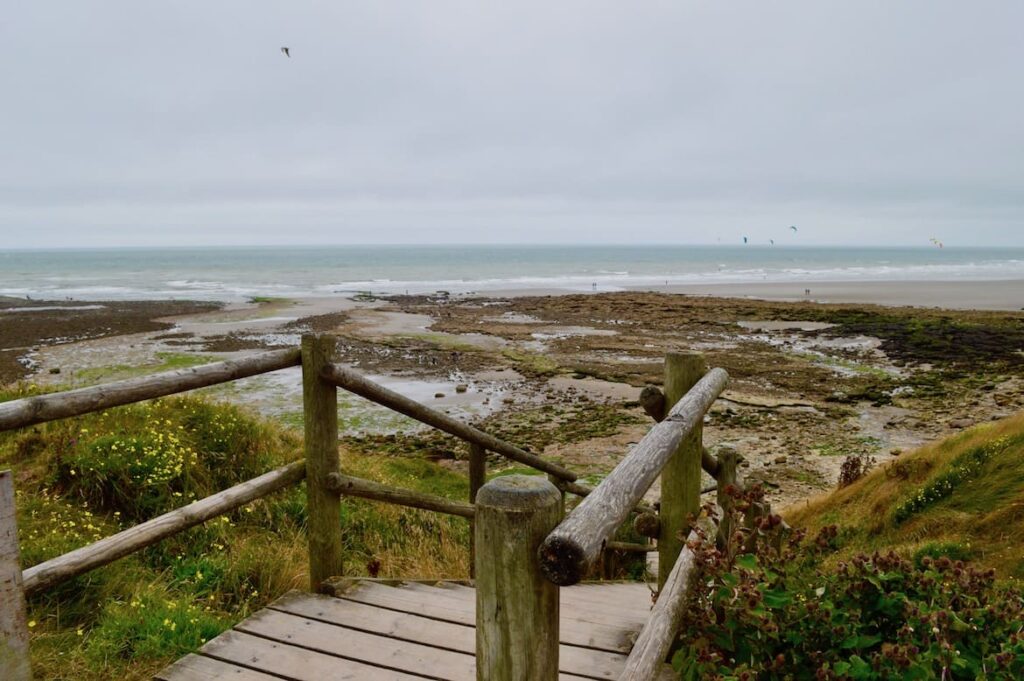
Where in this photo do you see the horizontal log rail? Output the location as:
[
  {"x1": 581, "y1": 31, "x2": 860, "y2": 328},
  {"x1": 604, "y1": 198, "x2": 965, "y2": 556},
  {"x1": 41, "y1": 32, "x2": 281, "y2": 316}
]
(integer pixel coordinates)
[
  {"x1": 0, "y1": 348, "x2": 302, "y2": 432},
  {"x1": 550, "y1": 477, "x2": 656, "y2": 515},
  {"x1": 325, "y1": 472, "x2": 476, "y2": 518},
  {"x1": 538, "y1": 368, "x2": 728, "y2": 586},
  {"x1": 22, "y1": 461, "x2": 305, "y2": 595},
  {"x1": 605, "y1": 541, "x2": 655, "y2": 553},
  {"x1": 321, "y1": 363, "x2": 578, "y2": 483}
]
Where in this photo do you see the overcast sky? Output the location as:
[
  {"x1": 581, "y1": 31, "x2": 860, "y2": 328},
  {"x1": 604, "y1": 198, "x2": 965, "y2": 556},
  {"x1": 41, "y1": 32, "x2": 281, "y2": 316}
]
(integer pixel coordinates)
[{"x1": 1, "y1": 1, "x2": 1022, "y2": 248}]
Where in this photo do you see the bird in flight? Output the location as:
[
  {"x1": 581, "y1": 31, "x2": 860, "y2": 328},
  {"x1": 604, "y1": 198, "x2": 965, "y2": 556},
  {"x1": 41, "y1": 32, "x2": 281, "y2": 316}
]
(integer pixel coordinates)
[
  {"x1": 790, "y1": 225, "x2": 798, "y2": 233},
  {"x1": 743, "y1": 236, "x2": 748, "y2": 244},
  {"x1": 281, "y1": 47, "x2": 290, "y2": 58}
]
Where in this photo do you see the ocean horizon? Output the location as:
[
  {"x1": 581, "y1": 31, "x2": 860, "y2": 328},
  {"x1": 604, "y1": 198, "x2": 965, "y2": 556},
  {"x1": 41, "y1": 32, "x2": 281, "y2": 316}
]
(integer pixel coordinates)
[{"x1": 1, "y1": 244, "x2": 1022, "y2": 302}]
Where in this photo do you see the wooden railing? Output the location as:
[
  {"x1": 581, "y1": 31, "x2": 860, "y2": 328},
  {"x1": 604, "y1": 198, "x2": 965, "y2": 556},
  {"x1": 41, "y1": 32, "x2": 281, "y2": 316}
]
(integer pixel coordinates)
[
  {"x1": 0, "y1": 333, "x2": 641, "y2": 680},
  {"x1": 475, "y1": 353, "x2": 786, "y2": 681},
  {"x1": 0, "y1": 333, "x2": 781, "y2": 681}
]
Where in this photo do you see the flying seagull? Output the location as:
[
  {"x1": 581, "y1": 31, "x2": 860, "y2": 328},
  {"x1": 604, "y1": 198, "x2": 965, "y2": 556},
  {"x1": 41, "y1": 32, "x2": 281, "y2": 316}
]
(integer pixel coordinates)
[
  {"x1": 281, "y1": 47, "x2": 290, "y2": 58},
  {"x1": 790, "y1": 225, "x2": 798, "y2": 232}
]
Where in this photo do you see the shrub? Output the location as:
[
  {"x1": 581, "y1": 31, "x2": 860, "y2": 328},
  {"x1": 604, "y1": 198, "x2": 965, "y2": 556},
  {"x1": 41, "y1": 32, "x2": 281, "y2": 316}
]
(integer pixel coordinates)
[
  {"x1": 47, "y1": 397, "x2": 298, "y2": 521},
  {"x1": 838, "y1": 453, "x2": 876, "y2": 488},
  {"x1": 673, "y1": 487, "x2": 1024, "y2": 679}
]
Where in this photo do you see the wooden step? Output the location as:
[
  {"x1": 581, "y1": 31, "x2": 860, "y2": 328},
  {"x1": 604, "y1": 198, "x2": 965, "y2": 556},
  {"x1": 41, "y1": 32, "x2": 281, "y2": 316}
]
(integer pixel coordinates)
[{"x1": 156, "y1": 579, "x2": 674, "y2": 681}]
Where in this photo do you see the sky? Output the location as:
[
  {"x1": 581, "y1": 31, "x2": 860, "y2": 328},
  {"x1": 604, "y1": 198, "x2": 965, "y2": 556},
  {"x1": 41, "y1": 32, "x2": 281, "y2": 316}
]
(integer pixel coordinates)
[{"x1": 1, "y1": 1, "x2": 1022, "y2": 248}]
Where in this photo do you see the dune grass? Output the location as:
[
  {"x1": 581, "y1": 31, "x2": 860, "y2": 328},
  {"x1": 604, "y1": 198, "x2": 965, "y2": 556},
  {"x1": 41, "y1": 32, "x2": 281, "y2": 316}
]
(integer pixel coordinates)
[{"x1": 785, "y1": 411, "x2": 1024, "y2": 579}]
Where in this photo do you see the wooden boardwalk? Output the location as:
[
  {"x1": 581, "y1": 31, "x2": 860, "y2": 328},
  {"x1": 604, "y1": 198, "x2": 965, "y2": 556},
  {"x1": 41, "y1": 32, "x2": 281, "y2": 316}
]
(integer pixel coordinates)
[{"x1": 156, "y1": 580, "x2": 675, "y2": 680}]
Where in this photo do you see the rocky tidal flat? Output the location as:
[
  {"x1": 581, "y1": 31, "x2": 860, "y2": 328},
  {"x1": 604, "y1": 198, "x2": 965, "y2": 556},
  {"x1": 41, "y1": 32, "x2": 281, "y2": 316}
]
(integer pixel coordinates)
[{"x1": 4, "y1": 290, "x2": 1024, "y2": 511}]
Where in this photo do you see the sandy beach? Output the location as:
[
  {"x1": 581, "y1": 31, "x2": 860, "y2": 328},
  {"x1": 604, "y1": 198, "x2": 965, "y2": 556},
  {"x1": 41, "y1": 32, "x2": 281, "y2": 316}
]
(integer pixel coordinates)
[
  {"x1": 489, "y1": 279, "x2": 1024, "y2": 311},
  {"x1": 651, "y1": 279, "x2": 1024, "y2": 311}
]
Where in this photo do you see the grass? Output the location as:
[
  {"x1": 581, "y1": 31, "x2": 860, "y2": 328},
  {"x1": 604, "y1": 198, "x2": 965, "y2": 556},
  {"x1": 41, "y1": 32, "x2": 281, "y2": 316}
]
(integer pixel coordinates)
[
  {"x1": 786, "y1": 410, "x2": 1024, "y2": 580},
  {"x1": 72, "y1": 353, "x2": 215, "y2": 385},
  {"x1": 0, "y1": 387, "x2": 473, "y2": 680}
]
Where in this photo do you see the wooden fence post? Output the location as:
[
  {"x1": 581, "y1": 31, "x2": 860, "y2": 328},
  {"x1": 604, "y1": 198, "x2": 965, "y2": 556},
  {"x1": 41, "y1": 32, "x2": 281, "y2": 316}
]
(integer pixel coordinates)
[
  {"x1": 302, "y1": 334, "x2": 343, "y2": 592},
  {"x1": 475, "y1": 475, "x2": 561, "y2": 681},
  {"x1": 715, "y1": 446, "x2": 738, "y2": 552},
  {"x1": 658, "y1": 352, "x2": 706, "y2": 591},
  {"x1": 1, "y1": 470, "x2": 32, "y2": 681},
  {"x1": 468, "y1": 443, "x2": 486, "y2": 577}
]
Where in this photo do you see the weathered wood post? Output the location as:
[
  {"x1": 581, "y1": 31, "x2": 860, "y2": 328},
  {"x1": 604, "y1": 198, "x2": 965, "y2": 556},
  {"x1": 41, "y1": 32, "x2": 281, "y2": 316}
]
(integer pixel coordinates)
[
  {"x1": 475, "y1": 475, "x2": 561, "y2": 681},
  {"x1": 658, "y1": 352, "x2": 706, "y2": 591},
  {"x1": 468, "y1": 443, "x2": 486, "y2": 577},
  {"x1": 302, "y1": 334, "x2": 343, "y2": 592},
  {"x1": 715, "y1": 445, "x2": 738, "y2": 552},
  {"x1": 1, "y1": 470, "x2": 32, "y2": 681}
]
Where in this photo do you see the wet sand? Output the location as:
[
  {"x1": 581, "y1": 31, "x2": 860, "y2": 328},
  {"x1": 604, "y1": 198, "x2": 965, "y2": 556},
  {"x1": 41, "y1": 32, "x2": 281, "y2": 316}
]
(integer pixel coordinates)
[{"x1": 489, "y1": 279, "x2": 1024, "y2": 311}]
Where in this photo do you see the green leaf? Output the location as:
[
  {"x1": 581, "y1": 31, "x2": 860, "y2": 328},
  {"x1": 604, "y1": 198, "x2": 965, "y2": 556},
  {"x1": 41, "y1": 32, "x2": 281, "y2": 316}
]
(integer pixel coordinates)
[
  {"x1": 856, "y1": 634, "x2": 882, "y2": 649},
  {"x1": 761, "y1": 589, "x2": 792, "y2": 609},
  {"x1": 848, "y1": 655, "x2": 873, "y2": 680},
  {"x1": 736, "y1": 554, "x2": 758, "y2": 571},
  {"x1": 901, "y1": 664, "x2": 932, "y2": 680}
]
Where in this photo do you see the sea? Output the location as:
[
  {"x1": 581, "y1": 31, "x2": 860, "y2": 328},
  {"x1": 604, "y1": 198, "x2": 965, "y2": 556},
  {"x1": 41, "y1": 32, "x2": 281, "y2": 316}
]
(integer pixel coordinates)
[{"x1": 1, "y1": 245, "x2": 1022, "y2": 302}]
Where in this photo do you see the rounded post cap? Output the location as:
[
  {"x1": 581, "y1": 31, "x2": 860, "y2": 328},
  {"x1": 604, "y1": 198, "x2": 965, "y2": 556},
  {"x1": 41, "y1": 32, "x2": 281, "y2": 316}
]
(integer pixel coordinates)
[{"x1": 476, "y1": 474, "x2": 560, "y2": 511}]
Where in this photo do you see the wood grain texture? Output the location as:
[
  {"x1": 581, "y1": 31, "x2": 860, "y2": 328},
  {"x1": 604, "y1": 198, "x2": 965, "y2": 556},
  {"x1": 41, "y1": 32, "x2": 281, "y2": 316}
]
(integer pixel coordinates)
[
  {"x1": 0, "y1": 349, "x2": 301, "y2": 432},
  {"x1": 335, "y1": 580, "x2": 638, "y2": 653},
  {"x1": 637, "y1": 386, "x2": 721, "y2": 479},
  {"x1": 325, "y1": 472, "x2": 475, "y2": 518},
  {"x1": 469, "y1": 443, "x2": 487, "y2": 577},
  {"x1": 658, "y1": 353, "x2": 706, "y2": 591},
  {"x1": 538, "y1": 368, "x2": 728, "y2": 586},
  {"x1": 321, "y1": 363, "x2": 577, "y2": 482},
  {"x1": 617, "y1": 530, "x2": 702, "y2": 681},
  {"x1": 235, "y1": 608, "x2": 477, "y2": 679},
  {"x1": 475, "y1": 476, "x2": 562, "y2": 680},
  {"x1": 0, "y1": 470, "x2": 31, "y2": 681},
  {"x1": 198, "y1": 629, "x2": 424, "y2": 680},
  {"x1": 269, "y1": 590, "x2": 631, "y2": 679},
  {"x1": 715, "y1": 446, "x2": 739, "y2": 550},
  {"x1": 302, "y1": 334, "x2": 343, "y2": 592},
  {"x1": 154, "y1": 653, "x2": 281, "y2": 680},
  {"x1": 22, "y1": 461, "x2": 304, "y2": 596}
]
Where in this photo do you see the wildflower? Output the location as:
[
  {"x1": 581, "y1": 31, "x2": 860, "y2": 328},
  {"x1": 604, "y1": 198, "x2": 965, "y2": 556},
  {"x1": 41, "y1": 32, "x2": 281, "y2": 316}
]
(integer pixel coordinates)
[{"x1": 28, "y1": 620, "x2": 37, "y2": 628}]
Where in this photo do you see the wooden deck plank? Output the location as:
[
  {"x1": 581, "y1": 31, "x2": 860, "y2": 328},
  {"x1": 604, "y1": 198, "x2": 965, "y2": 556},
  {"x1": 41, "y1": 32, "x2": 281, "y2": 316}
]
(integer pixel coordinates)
[
  {"x1": 271, "y1": 591, "x2": 630, "y2": 679},
  {"x1": 158, "y1": 580, "x2": 675, "y2": 681},
  {"x1": 236, "y1": 608, "x2": 476, "y2": 680},
  {"x1": 340, "y1": 581, "x2": 637, "y2": 652},
  {"x1": 402, "y1": 581, "x2": 652, "y2": 626},
  {"x1": 155, "y1": 654, "x2": 281, "y2": 681},
  {"x1": 199, "y1": 629, "x2": 427, "y2": 680}
]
